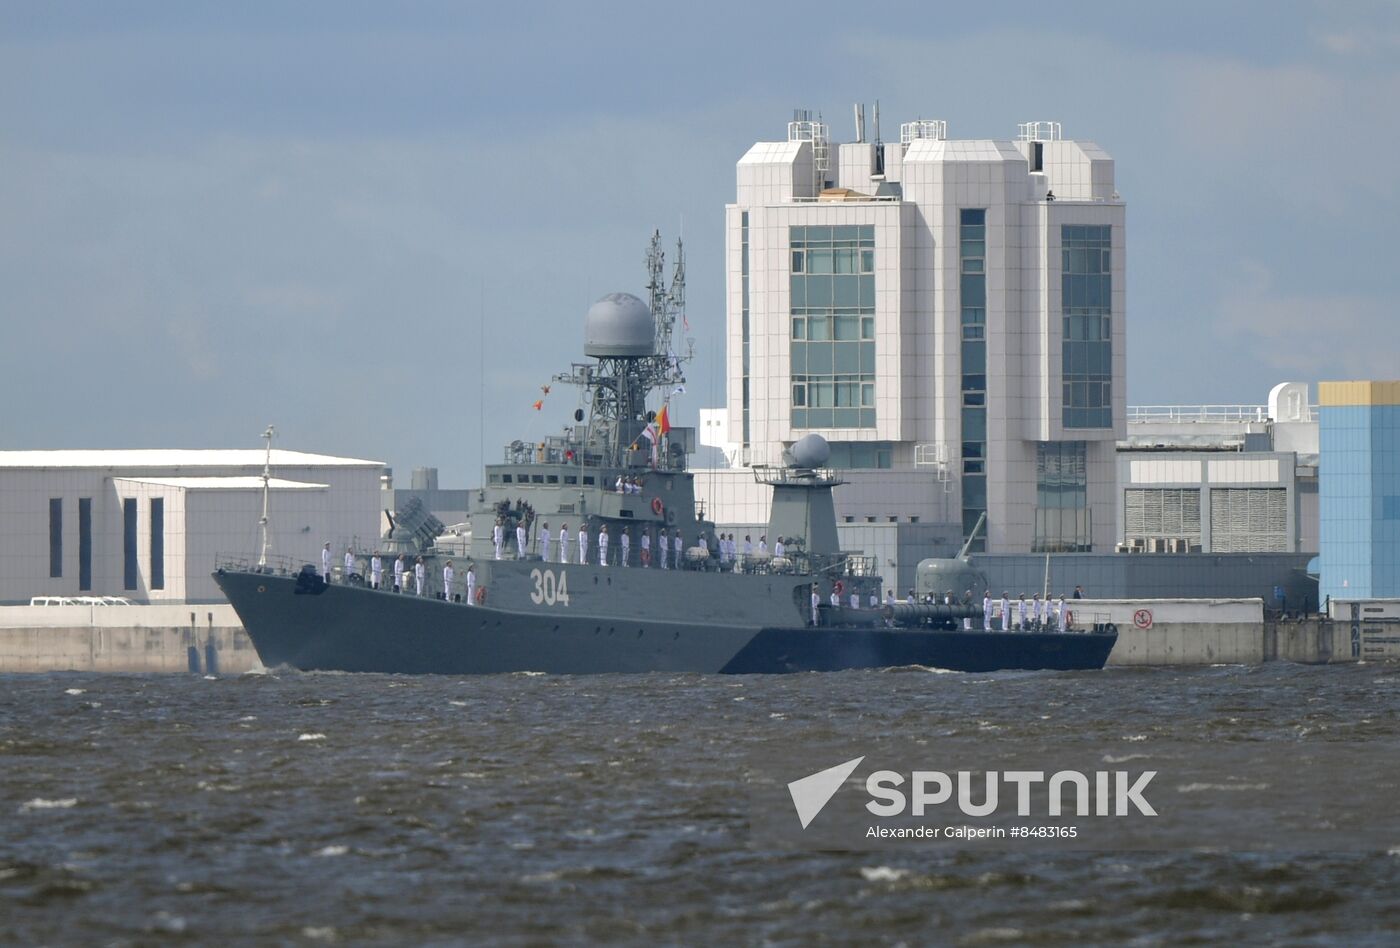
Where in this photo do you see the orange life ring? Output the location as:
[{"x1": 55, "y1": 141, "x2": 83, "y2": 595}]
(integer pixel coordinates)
[
  {"x1": 833, "y1": 580, "x2": 845, "y2": 596},
  {"x1": 475, "y1": 587, "x2": 487, "y2": 605},
  {"x1": 651, "y1": 497, "x2": 664, "y2": 516}
]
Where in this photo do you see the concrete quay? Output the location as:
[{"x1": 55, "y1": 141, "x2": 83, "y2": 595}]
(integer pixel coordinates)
[{"x1": 0, "y1": 600, "x2": 1380, "y2": 674}]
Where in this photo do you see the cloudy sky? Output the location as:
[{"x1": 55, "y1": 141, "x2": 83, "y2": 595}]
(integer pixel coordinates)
[{"x1": 2, "y1": 1, "x2": 1397, "y2": 484}]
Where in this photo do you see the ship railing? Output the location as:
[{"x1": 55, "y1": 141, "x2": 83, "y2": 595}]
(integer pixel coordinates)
[{"x1": 214, "y1": 552, "x2": 309, "y2": 576}]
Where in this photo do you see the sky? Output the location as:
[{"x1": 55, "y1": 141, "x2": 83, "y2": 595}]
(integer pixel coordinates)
[{"x1": 2, "y1": 0, "x2": 1398, "y2": 485}]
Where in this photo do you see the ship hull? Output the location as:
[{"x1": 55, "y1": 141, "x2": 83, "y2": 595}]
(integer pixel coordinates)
[{"x1": 214, "y1": 569, "x2": 1117, "y2": 675}]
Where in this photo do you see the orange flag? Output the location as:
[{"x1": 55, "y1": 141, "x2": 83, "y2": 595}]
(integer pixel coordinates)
[
  {"x1": 657, "y1": 404, "x2": 671, "y2": 437},
  {"x1": 532, "y1": 400, "x2": 544, "y2": 411}
]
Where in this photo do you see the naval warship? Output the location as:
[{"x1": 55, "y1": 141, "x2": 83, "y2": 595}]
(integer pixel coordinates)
[{"x1": 214, "y1": 236, "x2": 1116, "y2": 675}]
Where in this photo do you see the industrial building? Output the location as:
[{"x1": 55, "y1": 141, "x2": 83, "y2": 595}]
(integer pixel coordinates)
[
  {"x1": 1318, "y1": 381, "x2": 1400, "y2": 603},
  {"x1": 0, "y1": 449, "x2": 383, "y2": 604}
]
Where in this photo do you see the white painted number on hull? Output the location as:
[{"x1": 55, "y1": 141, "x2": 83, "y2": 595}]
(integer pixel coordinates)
[{"x1": 529, "y1": 568, "x2": 571, "y2": 607}]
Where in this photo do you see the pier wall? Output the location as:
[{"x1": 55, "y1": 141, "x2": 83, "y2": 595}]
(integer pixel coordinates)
[
  {"x1": 0, "y1": 602, "x2": 1367, "y2": 673},
  {"x1": 0, "y1": 604, "x2": 259, "y2": 674}
]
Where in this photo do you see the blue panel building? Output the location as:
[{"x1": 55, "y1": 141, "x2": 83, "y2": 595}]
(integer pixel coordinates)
[{"x1": 1319, "y1": 381, "x2": 1400, "y2": 603}]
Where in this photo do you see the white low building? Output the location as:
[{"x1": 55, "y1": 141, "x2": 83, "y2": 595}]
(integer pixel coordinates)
[{"x1": 0, "y1": 450, "x2": 383, "y2": 604}]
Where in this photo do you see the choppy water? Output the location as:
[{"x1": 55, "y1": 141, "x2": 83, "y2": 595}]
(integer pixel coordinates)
[{"x1": 3, "y1": 663, "x2": 1400, "y2": 946}]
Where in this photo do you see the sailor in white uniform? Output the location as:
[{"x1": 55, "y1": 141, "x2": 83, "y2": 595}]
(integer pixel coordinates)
[
  {"x1": 810, "y1": 588, "x2": 820, "y2": 626},
  {"x1": 321, "y1": 543, "x2": 332, "y2": 581},
  {"x1": 516, "y1": 522, "x2": 527, "y2": 558},
  {"x1": 492, "y1": 519, "x2": 504, "y2": 561},
  {"x1": 413, "y1": 557, "x2": 425, "y2": 596},
  {"x1": 540, "y1": 522, "x2": 552, "y2": 563},
  {"x1": 465, "y1": 564, "x2": 477, "y2": 605},
  {"x1": 577, "y1": 525, "x2": 589, "y2": 565},
  {"x1": 869, "y1": 590, "x2": 880, "y2": 610},
  {"x1": 830, "y1": 588, "x2": 841, "y2": 608},
  {"x1": 344, "y1": 548, "x2": 355, "y2": 583},
  {"x1": 558, "y1": 524, "x2": 569, "y2": 564},
  {"x1": 1000, "y1": 592, "x2": 1012, "y2": 632},
  {"x1": 850, "y1": 590, "x2": 860, "y2": 610},
  {"x1": 598, "y1": 525, "x2": 609, "y2": 566},
  {"x1": 443, "y1": 560, "x2": 455, "y2": 601},
  {"x1": 758, "y1": 536, "x2": 768, "y2": 556},
  {"x1": 393, "y1": 554, "x2": 405, "y2": 593},
  {"x1": 672, "y1": 532, "x2": 682, "y2": 570},
  {"x1": 1056, "y1": 595, "x2": 1068, "y2": 632},
  {"x1": 659, "y1": 530, "x2": 669, "y2": 570},
  {"x1": 1016, "y1": 595, "x2": 1028, "y2": 631},
  {"x1": 619, "y1": 528, "x2": 630, "y2": 567},
  {"x1": 1037, "y1": 594, "x2": 1050, "y2": 631},
  {"x1": 773, "y1": 537, "x2": 786, "y2": 559},
  {"x1": 640, "y1": 530, "x2": 650, "y2": 568},
  {"x1": 370, "y1": 553, "x2": 382, "y2": 590},
  {"x1": 982, "y1": 592, "x2": 993, "y2": 631}
]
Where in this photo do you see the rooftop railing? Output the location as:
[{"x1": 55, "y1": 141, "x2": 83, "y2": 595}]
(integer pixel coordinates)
[{"x1": 1127, "y1": 405, "x2": 1271, "y2": 424}]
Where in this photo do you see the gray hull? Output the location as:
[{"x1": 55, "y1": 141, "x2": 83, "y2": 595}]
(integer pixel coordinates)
[{"x1": 214, "y1": 567, "x2": 1116, "y2": 675}]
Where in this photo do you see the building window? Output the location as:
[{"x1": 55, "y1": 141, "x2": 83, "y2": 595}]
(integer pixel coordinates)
[
  {"x1": 78, "y1": 498, "x2": 92, "y2": 591},
  {"x1": 741, "y1": 211, "x2": 750, "y2": 448},
  {"x1": 789, "y1": 225, "x2": 876, "y2": 429},
  {"x1": 123, "y1": 498, "x2": 138, "y2": 591},
  {"x1": 1061, "y1": 225, "x2": 1112, "y2": 429},
  {"x1": 960, "y1": 209, "x2": 988, "y2": 551},
  {"x1": 1034, "y1": 442, "x2": 1091, "y2": 552},
  {"x1": 822, "y1": 441, "x2": 894, "y2": 469},
  {"x1": 150, "y1": 498, "x2": 165, "y2": 591},
  {"x1": 49, "y1": 498, "x2": 63, "y2": 578}
]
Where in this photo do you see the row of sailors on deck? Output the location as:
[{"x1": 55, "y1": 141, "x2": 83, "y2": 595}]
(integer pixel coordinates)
[
  {"x1": 976, "y1": 592, "x2": 1071, "y2": 632},
  {"x1": 324, "y1": 544, "x2": 484, "y2": 603}
]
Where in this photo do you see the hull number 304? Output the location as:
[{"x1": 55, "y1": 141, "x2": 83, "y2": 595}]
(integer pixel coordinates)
[{"x1": 529, "y1": 569, "x2": 571, "y2": 607}]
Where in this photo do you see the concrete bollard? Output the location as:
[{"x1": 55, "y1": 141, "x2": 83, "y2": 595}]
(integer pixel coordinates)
[{"x1": 187, "y1": 644, "x2": 201, "y2": 674}]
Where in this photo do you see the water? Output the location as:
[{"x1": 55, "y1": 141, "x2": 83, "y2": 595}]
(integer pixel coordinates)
[{"x1": 3, "y1": 663, "x2": 1399, "y2": 945}]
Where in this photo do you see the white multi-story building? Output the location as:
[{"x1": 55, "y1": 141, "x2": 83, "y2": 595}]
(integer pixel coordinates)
[
  {"x1": 0, "y1": 449, "x2": 383, "y2": 604},
  {"x1": 706, "y1": 111, "x2": 1125, "y2": 553}
]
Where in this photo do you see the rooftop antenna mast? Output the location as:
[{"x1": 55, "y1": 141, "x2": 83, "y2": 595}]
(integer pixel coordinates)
[{"x1": 256, "y1": 424, "x2": 275, "y2": 568}]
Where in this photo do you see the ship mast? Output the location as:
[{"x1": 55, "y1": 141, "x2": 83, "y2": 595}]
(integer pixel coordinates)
[
  {"x1": 552, "y1": 231, "x2": 693, "y2": 469},
  {"x1": 257, "y1": 424, "x2": 275, "y2": 568}
]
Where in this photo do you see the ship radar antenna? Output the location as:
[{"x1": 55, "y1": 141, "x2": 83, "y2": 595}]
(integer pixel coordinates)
[{"x1": 257, "y1": 424, "x2": 276, "y2": 568}]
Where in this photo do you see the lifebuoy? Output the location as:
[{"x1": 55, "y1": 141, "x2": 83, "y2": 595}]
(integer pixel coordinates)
[
  {"x1": 833, "y1": 580, "x2": 845, "y2": 596},
  {"x1": 475, "y1": 587, "x2": 486, "y2": 605},
  {"x1": 651, "y1": 497, "x2": 664, "y2": 516}
]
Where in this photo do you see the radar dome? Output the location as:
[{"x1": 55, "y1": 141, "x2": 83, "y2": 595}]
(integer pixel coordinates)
[
  {"x1": 787, "y1": 433, "x2": 831, "y2": 469},
  {"x1": 585, "y1": 292, "x2": 656, "y2": 358}
]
